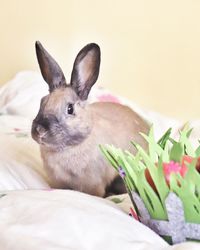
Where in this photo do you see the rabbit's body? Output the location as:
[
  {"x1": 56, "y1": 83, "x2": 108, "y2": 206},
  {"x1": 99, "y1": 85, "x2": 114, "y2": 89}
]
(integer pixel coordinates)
[
  {"x1": 40, "y1": 101, "x2": 148, "y2": 196},
  {"x1": 32, "y1": 42, "x2": 149, "y2": 197}
]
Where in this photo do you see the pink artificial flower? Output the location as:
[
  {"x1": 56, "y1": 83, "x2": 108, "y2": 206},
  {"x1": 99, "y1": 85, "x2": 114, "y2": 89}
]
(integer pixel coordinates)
[
  {"x1": 145, "y1": 156, "x2": 200, "y2": 190},
  {"x1": 163, "y1": 161, "x2": 187, "y2": 184}
]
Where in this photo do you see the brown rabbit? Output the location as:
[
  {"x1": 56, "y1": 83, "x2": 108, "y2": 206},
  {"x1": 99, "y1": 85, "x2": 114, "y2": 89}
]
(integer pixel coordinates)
[{"x1": 32, "y1": 41, "x2": 149, "y2": 197}]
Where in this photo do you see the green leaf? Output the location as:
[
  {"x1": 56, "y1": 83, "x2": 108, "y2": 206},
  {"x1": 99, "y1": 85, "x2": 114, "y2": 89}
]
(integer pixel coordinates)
[
  {"x1": 170, "y1": 142, "x2": 184, "y2": 162},
  {"x1": 161, "y1": 141, "x2": 170, "y2": 162},
  {"x1": 99, "y1": 145, "x2": 118, "y2": 170},
  {"x1": 157, "y1": 128, "x2": 172, "y2": 149},
  {"x1": 195, "y1": 144, "x2": 200, "y2": 157},
  {"x1": 140, "y1": 127, "x2": 163, "y2": 162},
  {"x1": 135, "y1": 170, "x2": 167, "y2": 220},
  {"x1": 179, "y1": 128, "x2": 195, "y2": 157},
  {"x1": 156, "y1": 158, "x2": 170, "y2": 203},
  {"x1": 186, "y1": 128, "x2": 193, "y2": 137},
  {"x1": 170, "y1": 172, "x2": 200, "y2": 223}
]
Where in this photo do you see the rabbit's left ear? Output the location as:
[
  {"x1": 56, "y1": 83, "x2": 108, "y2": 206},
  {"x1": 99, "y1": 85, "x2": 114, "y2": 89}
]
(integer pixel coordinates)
[
  {"x1": 35, "y1": 41, "x2": 67, "y2": 92},
  {"x1": 70, "y1": 43, "x2": 101, "y2": 100}
]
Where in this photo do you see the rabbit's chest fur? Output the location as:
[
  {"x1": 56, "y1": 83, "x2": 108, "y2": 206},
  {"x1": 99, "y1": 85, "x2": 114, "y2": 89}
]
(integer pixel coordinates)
[{"x1": 40, "y1": 134, "x2": 117, "y2": 196}]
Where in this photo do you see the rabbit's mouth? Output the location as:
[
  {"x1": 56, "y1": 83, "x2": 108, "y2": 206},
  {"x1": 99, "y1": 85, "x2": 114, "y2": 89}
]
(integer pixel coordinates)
[
  {"x1": 32, "y1": 132, "x2": 47, "y2": 145},
  {"x1": 37, "y1": 137, "x2": 46, "y2": 145}
]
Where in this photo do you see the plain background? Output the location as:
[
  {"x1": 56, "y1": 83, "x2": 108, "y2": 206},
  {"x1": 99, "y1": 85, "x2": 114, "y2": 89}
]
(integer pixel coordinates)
[{"x1": 0, "y1": 0, "x2": 200, "y2": 120}]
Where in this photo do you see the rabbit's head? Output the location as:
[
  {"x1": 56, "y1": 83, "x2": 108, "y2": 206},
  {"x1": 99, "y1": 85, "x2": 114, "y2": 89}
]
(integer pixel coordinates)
[{"x1": 32, "y1": 41, "x2": 100, "y2": 151}]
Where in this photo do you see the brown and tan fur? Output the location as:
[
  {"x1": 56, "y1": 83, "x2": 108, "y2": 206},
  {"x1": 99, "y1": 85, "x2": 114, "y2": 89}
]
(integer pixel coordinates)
[{"x1": 32, "y1": 41, "x2": 149, "y2": 197}]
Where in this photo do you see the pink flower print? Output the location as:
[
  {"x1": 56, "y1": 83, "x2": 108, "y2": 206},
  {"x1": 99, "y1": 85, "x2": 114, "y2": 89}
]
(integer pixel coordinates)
[{"x1": 98, "y1": 94, "x2": 120, "y2": 103}]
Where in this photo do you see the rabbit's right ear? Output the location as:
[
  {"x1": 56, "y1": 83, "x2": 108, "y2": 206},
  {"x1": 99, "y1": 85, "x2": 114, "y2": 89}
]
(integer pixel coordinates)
[
  {"x1": 35, "y1": 41, "x2": 66, "y2": 92},
  {"x1": 70, "y1": 43, "x2": 100, "y2": 100}
]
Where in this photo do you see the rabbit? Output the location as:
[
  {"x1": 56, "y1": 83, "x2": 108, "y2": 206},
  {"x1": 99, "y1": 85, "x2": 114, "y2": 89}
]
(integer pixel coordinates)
[{"x1": 31, "y1": 41, "x2": 150, "y2": 197}]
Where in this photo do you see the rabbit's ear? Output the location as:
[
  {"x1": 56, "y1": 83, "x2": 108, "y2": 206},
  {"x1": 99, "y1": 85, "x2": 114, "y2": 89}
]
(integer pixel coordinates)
[
  {"x1": 70, "y1": 43, "x2": 100, "y2": 100},
  {"x1": 35, "y1": 41, "x2": 66, "y2": 92}
]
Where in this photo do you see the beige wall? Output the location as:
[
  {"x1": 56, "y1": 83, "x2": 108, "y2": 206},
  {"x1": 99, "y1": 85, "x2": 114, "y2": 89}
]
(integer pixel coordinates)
[{"x1": 0, "y1": 0, "x2": 200, "y2": 120}]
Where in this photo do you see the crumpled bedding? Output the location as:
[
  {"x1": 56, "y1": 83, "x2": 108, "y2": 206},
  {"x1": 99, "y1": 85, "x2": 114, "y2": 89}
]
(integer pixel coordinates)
[
  {"x1": 0, "y1": 71, "x2": 199, "y2": 250},
  {"x1": 0, "y1": 190, "x2": 167, "y2": 250},
  {"x1": 0, "y1": 190, "x2": 199, "y2": 250},
  {"x1": 0, "y1": 115, "x2": 49, "y2": 190}
]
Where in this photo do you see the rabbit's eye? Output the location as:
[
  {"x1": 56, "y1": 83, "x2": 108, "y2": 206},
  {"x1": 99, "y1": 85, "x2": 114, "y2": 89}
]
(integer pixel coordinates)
[{"x1": 67, "y1": 103, "x2": 74, "y2": 115}]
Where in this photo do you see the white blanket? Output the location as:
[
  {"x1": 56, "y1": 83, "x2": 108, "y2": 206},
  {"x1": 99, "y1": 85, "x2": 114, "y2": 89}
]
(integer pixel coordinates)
[
  {"x1": 0, "y1": 190, "x2": 168, "y2": 250},
  {"x1": 0, "y1": 71, "x2": 199, "y2": 250}
]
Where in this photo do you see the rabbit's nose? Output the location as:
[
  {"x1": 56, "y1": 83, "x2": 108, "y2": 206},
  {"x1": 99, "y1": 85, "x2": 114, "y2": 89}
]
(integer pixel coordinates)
[{"x1": 36, "y1": 124, "x2": 47, "y2": 137}]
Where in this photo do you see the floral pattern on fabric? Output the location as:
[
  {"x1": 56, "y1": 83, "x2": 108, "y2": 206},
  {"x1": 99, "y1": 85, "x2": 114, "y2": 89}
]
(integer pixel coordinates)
[{"x1": 6, "y1": 128, "x2": 29, "y2": 138}]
